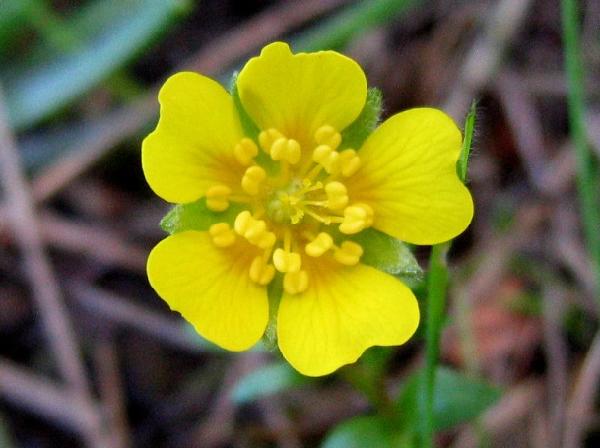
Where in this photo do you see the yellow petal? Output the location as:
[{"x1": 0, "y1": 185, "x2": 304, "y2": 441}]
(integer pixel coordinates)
[
  {"x1": 348, "y1": 108, "x2": 474, "y2": 245},
  {"x1": 237, "y1": 42, "x2": 367, "y2": 147},
  {"x1": 142, "y1": 72, "x2": 245, "y2": 203},
  {"x1": 277, "y1": 256, "x2": 419, "y2": 376},
  {"x1": 147, "y1": 231, "x2": 268, "y2": 351}
]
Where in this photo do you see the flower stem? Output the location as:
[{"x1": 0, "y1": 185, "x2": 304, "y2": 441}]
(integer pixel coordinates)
[
  {"x1": 561, "y1": 0, "x2": 600, "y2": 303},
  {"x1": 420, "y1": 101, "x2": 476, "y2": 447},
  {"x1": 421, "y1": 243, "x2": 449, "y2": 447}
]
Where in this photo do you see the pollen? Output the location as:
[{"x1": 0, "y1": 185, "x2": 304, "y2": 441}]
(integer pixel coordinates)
[
  {"x1": 334, "y1": 241, "x2": 364, "y2": 266},
  {"x1": 241, "y1": 165, "x2": 266, "y2": 195},
  {"x1": 208, "y1": 223, "x2": 236, "y2": 247},
  {"x1": 206, "y1": 184, "x2": 232, "y2": 211},
  {"x1": 258, "y1": 128, "x2": 284, "y2": 154},
  {"x1": 283, "y1": 270, "x2": 309, "y2": 295},
  {"x1": 233, "y1": 138, "x2": 259, "y2": 166}
]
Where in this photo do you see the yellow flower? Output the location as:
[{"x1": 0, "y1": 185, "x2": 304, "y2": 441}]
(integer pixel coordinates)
[{"x1": 142, "y1": 42, "x2": 473, "y2": 376}]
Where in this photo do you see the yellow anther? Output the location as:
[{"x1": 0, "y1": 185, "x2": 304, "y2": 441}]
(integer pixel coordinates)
[
  {"x1": 305, "y1": 232, "x2": 334, "y2": 257},
  {"x1": 258, "y1": 128, "x2": 285, "y2": 154},
  {"x1": 339, "y1": 149, "x2": 361, "y2": 177},
  {"x1": 234, "y1": 211, "x2": 275, "y2": 249},
  {"x1": 234, "y1": 211, "x2": 253, "y2": 235},
  {"x1": 314, "y1": 125, "x2": 341, "y2": 150},
  {"x1": 254, "y1": 231, "x2": 277, "y2": 249},
  {"x1": 334, "y1": 241, "x2": 364, "y2": 266},
  {"x1": 273, "y1": 248, "x2": 302, "y2": 273},
  {"x1": 325, "y1": 181, "x2": 349, "y2": 210},
  {"x1": 241, "y1": 165, "x2": 266, "y2": 195},
  {"x1": 233, "y1": 138, "x2": 258, "y2": 166},
  {"x1": 283, "y1": 270, "x2": 309, "y2": 295},
  {"x1": 339, "y1": 203, "x2": 374, "y2": 234},
  {"x1": 206, "y1": 184, "x2": 232, "y2": 212},
  {"x1": 270, "y1": 137, "x2": 301, "y2": 164},
  {"x1": 249, "y1": 256, "x2": 276, "y2": 285},
  {"x1": 312, "y1": 145, "x2": 340, "y2": 173},
  {"x1": 208, "y1": 223, "x2": 236, "y2": 248}
]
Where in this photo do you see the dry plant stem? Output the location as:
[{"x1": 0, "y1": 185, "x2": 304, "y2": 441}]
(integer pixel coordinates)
[
  {"x1": 443, "y1": 0, "x2": 533, "y2": 119},
  {"x1": 563, "y1": 330, "x2": 600, "y2": 448},
  {"x1": 94, "y1": 334, "x2": 131, "y2": 448},
  {"x1": 0, "y1": 358, "x2": 100, "y2": 436},
  {"x1": 0, "y1": 89, "x2": 108, "y2": 447},
  {"x1": 185, "y1": 0, "x2": 349, "y2": 74},
  {"x1": 68, "y1": 282, "x2": 207, "y2": 353},
  {"x1": 541, "y1": 285, "x2": 568, "y2": 448}
]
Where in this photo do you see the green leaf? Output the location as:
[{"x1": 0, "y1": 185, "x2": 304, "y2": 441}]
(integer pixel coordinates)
[
  {"x1": 230, "y1": 72, "x2": 261, "y2": 141},
  {"x1": 2, "y1": 0, "x2": 190, "y2": 130},
  {"x1": 322, "y1": 416, "x2": 412, "y2": 448},
  {"x1": 396, "y1": 367, "x2": 501, "y2": 432},
  {"x1": 160, "y1": 198, "x2": 244, "y2": 234},
  {"x1": 351, "y1": 228, "x2": 423, "y2": 280},
  {"x1": 457, "y1": 100, "x2": 477, "y2": 182},
  {"x1": 341, "y1": 87, "x2": 383, "y2": 149},
  {"x1": 231, "y1": 362, "x2": 309, "y2": 405}
]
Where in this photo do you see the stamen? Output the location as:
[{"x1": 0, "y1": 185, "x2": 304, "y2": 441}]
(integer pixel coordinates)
[
  {"x1": 233, "y1": 138, "x2": 258, "y2": 166},
  {"x1": 249, "y1": 256, "x2": 276, "y2": 285},
  {"x1": 339, "y1": 203, "x2": 374, "y2": 234},
  {"x1": 273, "y1": 248, "x2": 301, "y2": 273},
  {"x1": 334, "y1": 241, "x2": 364, "y2": 266},
  {"x1": 270, "y1": 137, "x2": 301, "y2": 164},
  {"x1": 234, "y1": 211, "x2": 276, "y2": 249},
  {"x1": 206, "y1": 184, "x2": 232, "y2": 212},
  {"x1": 258, "y1": 128, "x2": 284, "y2": 154},
  {"x1": 208, "y1": 223, "x2": 236, "y2": 248},
  {"x1": 283, "y1": 270, "x2": 309, "y2": 295},
  {"x1": 339, "y1": 149, "x2": 361, "y2": 177},
  {"x1": 303, "y1": 208, "x2": 344, "y2": 225},
  {"x1": 305, "y1": 232, "x2": 333, "y2": 257},
  {"x1": 312, "y1": 145, "x2": 340, "y2": 173},
  {"x1": 241, "y1": 166, "x2": 267, "y2": 195},
  {"x1": 325, "y1": 181, "x2": 349, "y2": 210},
  {"x1": 314, "y1": 125, "x2": 341, "y2": 150}
]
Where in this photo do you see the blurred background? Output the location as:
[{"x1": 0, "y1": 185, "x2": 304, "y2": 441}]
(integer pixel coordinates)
[{"x1": 0, "y1": 0, "x2": 599, "y2": 446}]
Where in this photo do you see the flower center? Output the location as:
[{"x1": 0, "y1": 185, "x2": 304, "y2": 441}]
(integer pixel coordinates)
[{"x1": 205, "y1": 124, "x2": 374, "y2": 295}]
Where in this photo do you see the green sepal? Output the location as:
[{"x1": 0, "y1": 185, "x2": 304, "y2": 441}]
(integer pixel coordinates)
[
  {"x1": 159, "y1": 197, "x2": 244, "y2": 234},
  {"x1": 229, "y1": 71, "x2": 261, "y2": 141},
  {"x1": 457, "y1": 99, "x2": 477, "y2": 182},
  {"x1": 262, "y1": 273, "x2": 283, "y2": 351},
  {"x1": 341, "y1": 87, "x2": 383, "y2": 149},
  {"x1": 350, "y1": 228, "x2": 423, "y2": 281}
]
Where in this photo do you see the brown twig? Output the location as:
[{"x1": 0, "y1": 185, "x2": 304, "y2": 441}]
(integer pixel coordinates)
[
  {"x1": 68, "y1": 282, "x2": 208, "y2": 353},
  {"x1": 94, "y1": 333, "x2": 131, "y2": 448},
  {"x1": 563, "y1": 330, "x2": 600, "y2": 448},
  {"x1": 443, "y1": 0, "x2": 533, "y2": 119},
  {"x1": 0, "y1": 88, "x2": 109, "y2": 447},
  {"x1": 0, "y1": 358, "x2": 100, "y2": 440}
]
